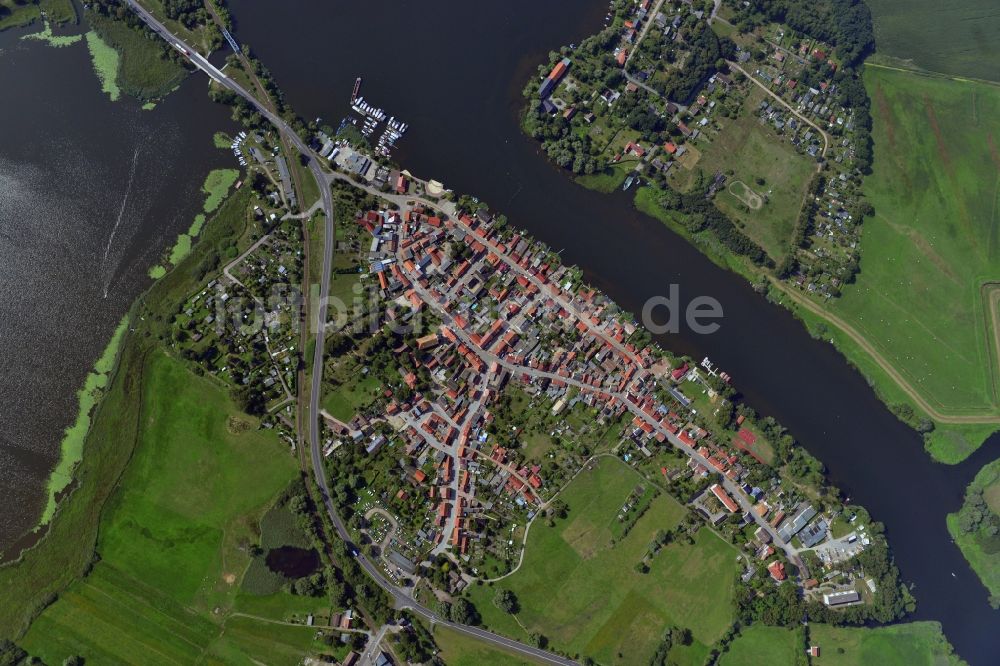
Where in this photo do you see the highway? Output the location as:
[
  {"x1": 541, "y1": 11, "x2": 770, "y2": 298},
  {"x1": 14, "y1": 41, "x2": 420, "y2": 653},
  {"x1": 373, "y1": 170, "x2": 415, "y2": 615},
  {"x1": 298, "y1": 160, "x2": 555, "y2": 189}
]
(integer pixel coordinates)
[{"x1": 125, "y1": 3, "x2": 576, "y2": 663}]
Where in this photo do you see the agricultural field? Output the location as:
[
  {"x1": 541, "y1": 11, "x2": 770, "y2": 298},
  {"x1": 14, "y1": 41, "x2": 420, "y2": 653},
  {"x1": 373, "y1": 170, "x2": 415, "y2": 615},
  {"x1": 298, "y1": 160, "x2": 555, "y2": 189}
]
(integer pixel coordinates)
[
  {"x1": 466, "y1": 457, "x2": 738, "y2": 666},
  {"x1": 719, "y1": 625, "x2": 804, "y2": 666},
  {"x1": 814, "y1": 65, "x2": 1000, "y2": 460},
  {"x1": 669, "y1": 87, "x2": 817, "y2": 262},
  {"x1": 947, "y1": 456, "x2": 1000, "y2": 602},
  {"x1": 96, "y1": 351, "x2": 297, "y2": 610},
  {"x1": 19, "y1": 350, "x2": 308, "y2": 664},
  {"x1": 866, "y1": 0, "x2": 1000, "y2": 82},
  {"x1": 808, "y1": 622, "x2": 963, "y2": 666}
]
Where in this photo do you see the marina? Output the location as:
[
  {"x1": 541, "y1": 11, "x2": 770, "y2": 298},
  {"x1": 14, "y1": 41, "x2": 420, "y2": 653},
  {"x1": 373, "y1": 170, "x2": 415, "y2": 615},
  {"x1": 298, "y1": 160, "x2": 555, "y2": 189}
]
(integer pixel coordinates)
[
  {"x1": 347, "y1": 76, "x2": 408, "y2": 156},
  {"x1": 230, "y1": 130, "x2": 248, "y2": 166}
]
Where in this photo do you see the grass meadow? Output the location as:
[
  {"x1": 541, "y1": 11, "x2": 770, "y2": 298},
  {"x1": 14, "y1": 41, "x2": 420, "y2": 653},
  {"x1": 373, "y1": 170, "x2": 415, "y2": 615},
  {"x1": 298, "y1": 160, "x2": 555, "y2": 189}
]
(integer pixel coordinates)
[
  {"x1": 575, "y1": 160, "x2": 636, "y2": 193},
  {"x1": 866, "y1": 0, "x2": 1000, "y2": 82},
  {"x1": 432, "y1": 625, "x2": 547, "y2": 666},
  {"x1": 814, "y1": 66, "x2": 1000, "y2": 459},
  {"x1": 21, "y1": 351, "x2": 302, "y2": 663},
  {"x1": 719, "y1": 625, "x2": 803, "y2": 666},
  {"x1": 670, "y1": 87, "x2": 817, "y2": 262},
  {"x1": 467, "y1": 457, "x2": 738, "y2": 665},
  {"x1": 808, "y1": 622, "x2": 963, "y2": 666}
]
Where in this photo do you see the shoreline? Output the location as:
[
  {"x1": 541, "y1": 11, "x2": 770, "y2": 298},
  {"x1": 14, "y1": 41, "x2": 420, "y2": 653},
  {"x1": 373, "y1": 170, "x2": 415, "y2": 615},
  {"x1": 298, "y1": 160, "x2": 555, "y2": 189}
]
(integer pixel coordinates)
[
  {"x1": 21, "y1": 165, "x2": 241, "y2": 548},
  {"x1": 37, "y1": 316, "x2": 129, "y2": 530}
]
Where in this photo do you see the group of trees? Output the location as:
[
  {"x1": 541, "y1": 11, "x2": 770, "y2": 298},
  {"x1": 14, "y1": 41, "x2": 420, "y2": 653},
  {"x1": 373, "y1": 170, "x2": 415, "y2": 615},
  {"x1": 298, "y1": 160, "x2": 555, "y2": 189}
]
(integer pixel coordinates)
[
  {"x1": 390, "y1": 614, "x2": 440, "y2": 664},
  {"x1": 493, "y1": 587, "x2": 520, "y2": 614},
  {"x1": 437, "y1": 597, "x2": 481, "y2": 626},
  {"x1": 658, "y1": 23, "x2": 735, "y2": 104},
  {"x1": 657, "y1": 182, "x2": 771, "y2": 266},
  {"x1": 648, "y1": 625, "x2": 693, "y2": 666},
  {"x1": 729, "y1": 0, "x2": 874, "y2": 68},
  {"x1": 162, "y1": 0, "x2": 207, "y2": 28},
  {"x1": 521, "y1": 107, "x2": 607, "y2": 176},
  {"x1": 956, "y1": 488, "x2": 1000, "y2": 541},
  {"x1": 231, "y1": 382, "x2": 268, "y2": 415}
]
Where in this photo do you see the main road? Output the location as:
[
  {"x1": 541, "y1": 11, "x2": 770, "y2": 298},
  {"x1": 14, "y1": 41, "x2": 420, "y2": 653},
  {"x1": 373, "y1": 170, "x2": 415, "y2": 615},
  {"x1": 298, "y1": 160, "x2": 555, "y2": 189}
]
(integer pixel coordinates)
[{"x1": 125, "y1": 2, "x2": 577, "y2": 663}]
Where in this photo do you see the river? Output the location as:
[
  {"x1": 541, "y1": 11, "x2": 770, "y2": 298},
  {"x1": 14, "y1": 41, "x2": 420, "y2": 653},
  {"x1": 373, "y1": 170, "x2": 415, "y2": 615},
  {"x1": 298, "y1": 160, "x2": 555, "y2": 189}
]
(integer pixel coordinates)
[
  {"x1": 0, "y1": 21, "x2": 233, "y2": 548},
  {"x1": 224, "y1": 0, "x2": 999, "y2": 662}
]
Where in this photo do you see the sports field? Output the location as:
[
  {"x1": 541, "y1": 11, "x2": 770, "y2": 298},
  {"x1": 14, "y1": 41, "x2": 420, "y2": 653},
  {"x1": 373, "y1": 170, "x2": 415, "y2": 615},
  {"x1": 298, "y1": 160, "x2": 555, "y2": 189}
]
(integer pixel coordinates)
[
  {"x1": 670, "y1": 87, "x2": 816, "y2": 262},
  {"x1": 804, "y1": 65, "x2": 1000, "y2": 460},
  {"x1": 866, "y1": 0, "x2": 1000, "y2": 82},
  {"x1": 20, "y1": 351, "x2": 307, "y2": 664},
  {"x1": 467, "y1": 457, "x2": 738, "y2": 665},
  {"x1": 808, "y1": 621, "x2": 963, "y2": 666}
]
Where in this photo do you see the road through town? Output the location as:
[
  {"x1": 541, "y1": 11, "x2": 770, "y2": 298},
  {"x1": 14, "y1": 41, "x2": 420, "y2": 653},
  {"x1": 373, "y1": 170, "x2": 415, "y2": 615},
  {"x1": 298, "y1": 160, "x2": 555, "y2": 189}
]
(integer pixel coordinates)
[{"x1": 126, "y1": 3, "x2": 577, "y2": 663}]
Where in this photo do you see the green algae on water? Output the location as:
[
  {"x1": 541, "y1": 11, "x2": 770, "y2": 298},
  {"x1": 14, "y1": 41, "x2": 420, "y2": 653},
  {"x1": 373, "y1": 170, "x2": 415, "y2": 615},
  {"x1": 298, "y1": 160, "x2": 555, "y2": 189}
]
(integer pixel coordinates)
[
  {"x1": 213, "y1": 131, "x2": 233, "y2": 149},
  {"x1": 39, "y1": 316, "x2": 129, "y2": 525},
  {"x1": 84, "y1": 30, "x2": 120, "y2": 101},
  {"x1": 162, "y1": 169, "x2": 239, "y2": 266},
  {"x1": 21, "y1": 20, "x2": 81, "y2": 48}
]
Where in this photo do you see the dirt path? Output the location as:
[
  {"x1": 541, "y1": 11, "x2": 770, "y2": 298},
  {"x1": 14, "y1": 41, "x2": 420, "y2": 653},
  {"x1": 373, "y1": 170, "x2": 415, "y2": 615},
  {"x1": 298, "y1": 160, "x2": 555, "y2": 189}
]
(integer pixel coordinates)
[
  {"x1": 773, "y1": 281, "x2": 1000, "y2": 424},
  {"x1": 729, "y1": 61, "x2": 830, "y2": 160}
]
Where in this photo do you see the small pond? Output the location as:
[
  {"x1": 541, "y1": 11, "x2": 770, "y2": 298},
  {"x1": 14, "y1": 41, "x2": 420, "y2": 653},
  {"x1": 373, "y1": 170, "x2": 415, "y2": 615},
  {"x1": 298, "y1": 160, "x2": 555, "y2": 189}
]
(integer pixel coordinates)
[{"x1": 265, "y1": 546, "x2": 320, "y2": 578}]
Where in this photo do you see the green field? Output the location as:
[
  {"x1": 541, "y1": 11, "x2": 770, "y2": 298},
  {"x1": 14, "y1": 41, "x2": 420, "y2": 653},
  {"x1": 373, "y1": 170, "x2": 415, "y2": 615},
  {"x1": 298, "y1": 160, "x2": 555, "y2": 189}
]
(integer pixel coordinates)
[
  {"x1": 670, "y1": 87, "x2": 817, "y2": 262},
  {"x1": 809, "y1": 622, "x2": 963, "y2": 666},
  {"x1": 720, "y1": 625, "x2": 803, "y2": 666},
  {"x1": 466, "y1": 457, "x2": 738, "y2": 665},
  {"x1": 20, "y1": 351, "x2": 302, "y2": 663},
  {"x1": 811, "y1": 65, "x2": 1000, "y2": 460},
  {"x1": 867, "y1": 0, "x2": 1000, "y2": 82},
  {"x1": 433, "y1": 625, "x2": 543, "y2": 666},
  {"x1": 947, "y1": 456, "x2": 1000, "y2": 602},
  {"x1": 575, "y1": 161, "x2": 635, "y2": 193},
  {"x1": 96, "y1": 351, "x2": 297, "y2": 609}
]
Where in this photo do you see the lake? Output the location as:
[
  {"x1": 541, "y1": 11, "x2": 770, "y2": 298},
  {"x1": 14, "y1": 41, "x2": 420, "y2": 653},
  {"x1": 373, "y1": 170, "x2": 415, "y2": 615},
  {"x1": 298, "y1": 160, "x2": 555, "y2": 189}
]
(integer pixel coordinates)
[{"x1": 0, "y1": 21, "x2": 233, "y2": 547}]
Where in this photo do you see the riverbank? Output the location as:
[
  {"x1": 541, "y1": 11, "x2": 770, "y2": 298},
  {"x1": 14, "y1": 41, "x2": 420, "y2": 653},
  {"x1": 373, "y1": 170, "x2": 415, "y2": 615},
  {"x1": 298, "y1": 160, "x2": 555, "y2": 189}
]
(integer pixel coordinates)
[
  {"x1": 37, "y1": 317, "x2": 129, "y2": 528},
  {"x1": 947, "y1": 457, "x2": 1000, "y2": 608},
  {"x1": 519, "y1": 8, "x2": 1000, "y2": 464},
  {"x1": 150, "y1": 167, "x2": 239, "y2": 275}
]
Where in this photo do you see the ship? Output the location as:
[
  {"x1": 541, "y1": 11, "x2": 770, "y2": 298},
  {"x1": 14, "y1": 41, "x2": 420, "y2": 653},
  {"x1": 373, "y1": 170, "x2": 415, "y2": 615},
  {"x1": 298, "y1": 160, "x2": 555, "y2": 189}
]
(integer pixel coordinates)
[
  {"x1": 622, "y1": 175, "x2": 635, "y2": 191},
  {"x1": 351, "y1": 76, "x2": 362, "y2": 103}
]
